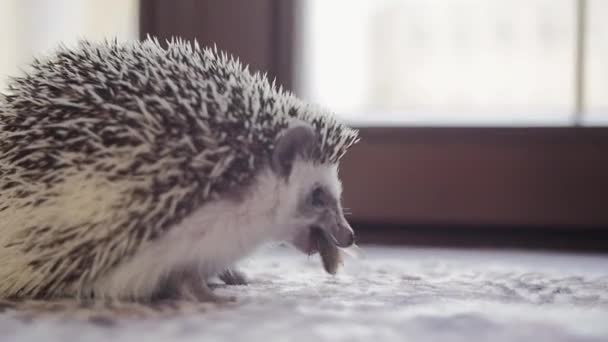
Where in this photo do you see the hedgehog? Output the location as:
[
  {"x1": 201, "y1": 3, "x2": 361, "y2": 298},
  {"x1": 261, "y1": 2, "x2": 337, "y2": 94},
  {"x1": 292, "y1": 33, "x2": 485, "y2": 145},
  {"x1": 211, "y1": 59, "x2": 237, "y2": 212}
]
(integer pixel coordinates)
[{"x1": 0, "y1": 37, "x2": 359, "y2": 303}]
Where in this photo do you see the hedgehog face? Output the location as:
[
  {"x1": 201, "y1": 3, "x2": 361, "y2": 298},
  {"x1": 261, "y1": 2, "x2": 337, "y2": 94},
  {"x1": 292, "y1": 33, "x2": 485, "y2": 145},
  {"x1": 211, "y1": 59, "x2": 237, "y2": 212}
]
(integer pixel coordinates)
[
  {"x1": 287, "y1": 163, "x2": 355, "y2": 255},
  {"x1": 270, "y1": 125, "x2": 355, "y2": 255}
]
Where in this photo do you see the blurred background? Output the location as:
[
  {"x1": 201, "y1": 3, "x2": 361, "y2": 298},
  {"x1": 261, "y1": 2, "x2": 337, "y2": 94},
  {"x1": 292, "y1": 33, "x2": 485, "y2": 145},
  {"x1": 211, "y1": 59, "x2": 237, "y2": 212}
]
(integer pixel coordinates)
[{"x1": 1, "y1": 0, "x2": 607, "y2": 251}]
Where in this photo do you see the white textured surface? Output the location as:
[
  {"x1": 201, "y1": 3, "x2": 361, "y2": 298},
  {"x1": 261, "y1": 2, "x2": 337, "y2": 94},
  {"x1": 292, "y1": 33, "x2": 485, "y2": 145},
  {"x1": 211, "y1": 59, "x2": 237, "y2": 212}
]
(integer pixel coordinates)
[{"x1": 1, "y1": 246, "x2": 608, "y2": 342}]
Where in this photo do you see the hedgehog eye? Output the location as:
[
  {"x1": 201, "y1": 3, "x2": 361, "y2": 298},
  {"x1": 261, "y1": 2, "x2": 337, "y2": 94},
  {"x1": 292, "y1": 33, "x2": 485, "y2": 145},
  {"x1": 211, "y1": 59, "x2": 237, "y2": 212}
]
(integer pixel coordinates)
[{"x1": 311, "y1": 187, "x2": 325, "y2": 207}]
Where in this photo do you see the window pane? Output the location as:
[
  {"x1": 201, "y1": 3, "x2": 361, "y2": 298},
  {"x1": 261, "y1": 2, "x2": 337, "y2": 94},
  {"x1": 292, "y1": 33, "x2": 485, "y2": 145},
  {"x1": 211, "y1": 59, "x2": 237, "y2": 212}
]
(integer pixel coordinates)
[
  {"x1": 0, "y1": 0, "x2": 139, "y2": 91},
  {"x1": 296, "y1": 0, "x2": 577, "y2": 126},
  {"x1": 585, "y1": 0, "x2": 608, "y2": 125}
]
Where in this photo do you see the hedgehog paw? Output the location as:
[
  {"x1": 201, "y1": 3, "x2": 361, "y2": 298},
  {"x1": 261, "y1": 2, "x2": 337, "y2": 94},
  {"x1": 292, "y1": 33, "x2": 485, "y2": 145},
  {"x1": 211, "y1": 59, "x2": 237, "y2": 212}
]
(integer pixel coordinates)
[
  {"x1": 181, "y1": 278, "x2": 236, "y2": 303},
  {"x1": 218, "y1": 268, "x2": 248, "y2": 286}
]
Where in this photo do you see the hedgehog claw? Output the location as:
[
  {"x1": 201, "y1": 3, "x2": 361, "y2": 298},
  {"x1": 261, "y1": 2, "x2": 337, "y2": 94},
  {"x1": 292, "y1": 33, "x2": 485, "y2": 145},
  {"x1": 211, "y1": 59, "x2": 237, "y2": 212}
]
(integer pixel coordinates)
[
  {"x1": 157, "y1": 268, "x2": 236, "y2": 303},
  {"x1": 179, "y1": 278, "x2": 234, "y2": 303},
  {"x1": 219, "y1": 268, "x2": 248, "y2": 286}
]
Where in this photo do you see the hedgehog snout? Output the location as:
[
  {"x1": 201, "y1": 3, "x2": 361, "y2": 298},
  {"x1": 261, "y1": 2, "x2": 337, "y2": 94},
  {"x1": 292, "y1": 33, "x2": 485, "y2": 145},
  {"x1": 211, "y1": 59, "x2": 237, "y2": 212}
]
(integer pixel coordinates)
[
  {"x1": 332, "y1": 219, "x2": 355, "y2": 248},
  {"x1": 318, "y1": 214, "x2": 355, "y2": 248}
]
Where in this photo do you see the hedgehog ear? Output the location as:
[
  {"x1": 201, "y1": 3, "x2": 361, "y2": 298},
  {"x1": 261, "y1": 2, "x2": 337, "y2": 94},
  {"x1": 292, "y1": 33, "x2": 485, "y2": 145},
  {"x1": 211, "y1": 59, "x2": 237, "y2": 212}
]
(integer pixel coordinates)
[{"x1": 272, "y1": 125, "x2": 316, "y2": 178}]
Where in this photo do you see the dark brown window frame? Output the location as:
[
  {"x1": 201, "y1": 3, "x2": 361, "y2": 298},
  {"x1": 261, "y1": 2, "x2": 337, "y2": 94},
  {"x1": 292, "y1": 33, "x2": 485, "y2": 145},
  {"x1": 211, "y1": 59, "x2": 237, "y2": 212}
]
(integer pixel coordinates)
[
  {"x1": 140, "y1": 0, "x2": 295, "y2": 91},
  {"x1": 342, "y1": 126, "x2": 608, "y2": 227}
]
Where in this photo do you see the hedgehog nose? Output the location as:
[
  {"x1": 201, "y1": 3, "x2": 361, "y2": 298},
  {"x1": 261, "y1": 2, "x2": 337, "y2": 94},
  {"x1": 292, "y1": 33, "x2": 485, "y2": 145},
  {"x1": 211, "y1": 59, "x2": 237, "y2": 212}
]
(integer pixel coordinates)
[
  {"x1": 339, "y1": 230, "x2": 355, "y2": 248},
  {"x1": 334, "y1": 222, "x2": 355, "y2": 248}
]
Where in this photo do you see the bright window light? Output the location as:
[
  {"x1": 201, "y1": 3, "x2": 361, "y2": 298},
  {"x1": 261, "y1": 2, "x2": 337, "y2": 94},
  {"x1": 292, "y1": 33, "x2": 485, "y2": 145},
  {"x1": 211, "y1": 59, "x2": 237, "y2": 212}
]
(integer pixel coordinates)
[{"x1": 296, "y1": 0, "x2": 606, "y2": 126}]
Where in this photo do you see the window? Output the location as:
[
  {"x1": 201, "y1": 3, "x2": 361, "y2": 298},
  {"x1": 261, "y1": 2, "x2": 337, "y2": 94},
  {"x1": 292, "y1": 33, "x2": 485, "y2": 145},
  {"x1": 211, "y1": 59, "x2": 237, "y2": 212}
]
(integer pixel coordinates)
[
  {"x1": 0, "y1": 0, "x2": 139, "y2": 91},
  {"x1": 586, "y1": 0, "x2": 608, "y2": 124},
  {"x1": 296, "y1": 0, "x2": 607, "y2": 126}
]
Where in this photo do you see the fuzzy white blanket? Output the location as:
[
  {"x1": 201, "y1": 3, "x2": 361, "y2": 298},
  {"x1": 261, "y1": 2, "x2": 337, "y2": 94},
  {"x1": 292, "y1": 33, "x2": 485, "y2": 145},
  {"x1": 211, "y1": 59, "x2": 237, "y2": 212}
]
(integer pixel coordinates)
[{"x1": 1, "y1": 246, "x2": 607, "y2": 341}]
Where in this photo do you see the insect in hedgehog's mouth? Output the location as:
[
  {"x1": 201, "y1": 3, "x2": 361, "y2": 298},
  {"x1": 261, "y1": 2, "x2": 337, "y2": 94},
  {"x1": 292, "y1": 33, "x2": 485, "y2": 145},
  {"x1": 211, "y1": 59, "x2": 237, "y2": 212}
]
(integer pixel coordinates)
[{"x1": 307, "y1": 226, "x2": 343, "y2": 275}]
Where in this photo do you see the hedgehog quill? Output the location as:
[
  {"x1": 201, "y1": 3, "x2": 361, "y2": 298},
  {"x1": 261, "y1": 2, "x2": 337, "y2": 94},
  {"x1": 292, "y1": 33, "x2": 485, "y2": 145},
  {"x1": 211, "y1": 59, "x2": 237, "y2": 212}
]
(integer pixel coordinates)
[{"x1": 0, "y1": 38, "x2": 359, "y2": 303}]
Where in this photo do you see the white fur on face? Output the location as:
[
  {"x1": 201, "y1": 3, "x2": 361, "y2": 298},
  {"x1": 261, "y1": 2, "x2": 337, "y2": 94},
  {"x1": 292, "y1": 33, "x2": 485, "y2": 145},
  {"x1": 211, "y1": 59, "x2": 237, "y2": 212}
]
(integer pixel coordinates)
[
  {"x1": 92, "y1": 160, "x2": 342, "y2": 300},
  {"x1": 271, "y1": 160, "x2": 343, "y2": 241}
]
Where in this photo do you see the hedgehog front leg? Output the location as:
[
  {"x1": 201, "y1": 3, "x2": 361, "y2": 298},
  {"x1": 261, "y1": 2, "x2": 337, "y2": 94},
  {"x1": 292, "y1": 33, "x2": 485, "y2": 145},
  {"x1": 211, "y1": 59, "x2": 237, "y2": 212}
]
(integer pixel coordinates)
[
  {"x1": 180, "y1": 276, "x2": 235, "y2": 303},
  {"x1": 218, "y1": 268, "x2": 248, "y2": 286},
  {"x1": 159, "y1": 267, "x2": 235, "y2": 303}
]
